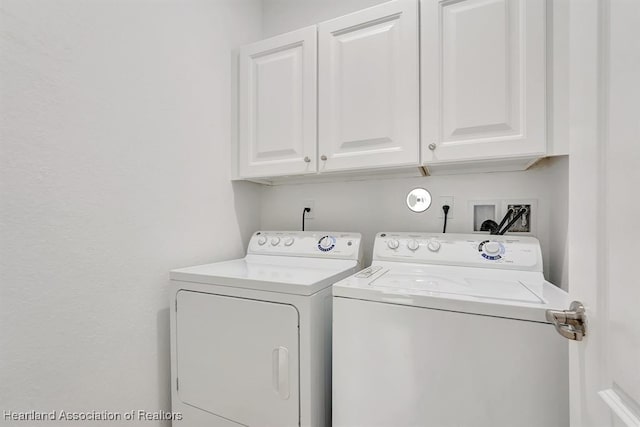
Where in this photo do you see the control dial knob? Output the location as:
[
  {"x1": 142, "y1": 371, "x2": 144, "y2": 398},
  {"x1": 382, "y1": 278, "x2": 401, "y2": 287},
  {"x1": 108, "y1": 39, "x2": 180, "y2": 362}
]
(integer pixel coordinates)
[
  {"x1": 270, "y1": 237, "x2": 281, "y2": 246},
  {"x1": 484, "y1": 241, "x2": 501, "y2": 255},
  {"x1": 257, "y1": 236, "x2": 267, "y2": 246},
  {"x1": 284, "y1": 237, "x2": 295, "y2": 246},
  {"x1": 319, "y1": 236, "x2": 334, "y2": 250},
  {"x1": 387, "y1": 239, "x2": 400, "y2": 250},
  {"x1": 427, "y1": 240, "x2": 441, "y2": 252},
  {"x1": 407, "y1": 239, "x2": 420, "y2": 251}
]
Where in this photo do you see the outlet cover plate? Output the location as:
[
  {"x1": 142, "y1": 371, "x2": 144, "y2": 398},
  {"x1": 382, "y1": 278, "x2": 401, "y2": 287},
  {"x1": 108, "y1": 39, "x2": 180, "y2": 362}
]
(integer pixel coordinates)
[
  {"x1": 438, "y1": 196, "x2": 454, "y2": 219},
  {"x1": 302, "y1": 200, "x2": 315, "y2": 219}
]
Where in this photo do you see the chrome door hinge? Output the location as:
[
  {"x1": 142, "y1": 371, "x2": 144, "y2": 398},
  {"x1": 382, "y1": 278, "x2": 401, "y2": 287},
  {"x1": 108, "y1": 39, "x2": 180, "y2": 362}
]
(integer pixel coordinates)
[{"x1": 545, "y1": 301, "x2": 587, "y2": 341}]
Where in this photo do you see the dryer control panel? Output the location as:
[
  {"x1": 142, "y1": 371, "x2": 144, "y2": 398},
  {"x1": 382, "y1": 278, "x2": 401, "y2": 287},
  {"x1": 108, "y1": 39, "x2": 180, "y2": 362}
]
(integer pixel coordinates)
[
  {"x1": 374, "y1": 232, "x2": 543, "y2": 272},
  {"x1": 248, "y1": 231, "x2": 362, "y2": 261}
]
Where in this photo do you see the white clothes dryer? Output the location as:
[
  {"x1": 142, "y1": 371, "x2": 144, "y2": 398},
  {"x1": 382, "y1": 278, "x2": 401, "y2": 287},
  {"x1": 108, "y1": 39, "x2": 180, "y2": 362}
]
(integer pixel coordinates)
[
  {"x1": 170, "y1": 231, "x2": 362, "y2": 427},
  {"x1": 333, "y1": 232, "x2": 569, "y2": 427}
]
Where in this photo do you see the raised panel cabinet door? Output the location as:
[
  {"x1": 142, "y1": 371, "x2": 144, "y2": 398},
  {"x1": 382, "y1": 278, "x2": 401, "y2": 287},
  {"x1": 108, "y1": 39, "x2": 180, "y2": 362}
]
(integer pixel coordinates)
[
  {"x1": 422, "y1": 0, "x2": 546, "y2": 164},
  {"x1": 318, "y1": 0, "x2": 420, "y2": 173},
  {"x1": 238, "y1": 26, "x2": 317, "y2": 178}
]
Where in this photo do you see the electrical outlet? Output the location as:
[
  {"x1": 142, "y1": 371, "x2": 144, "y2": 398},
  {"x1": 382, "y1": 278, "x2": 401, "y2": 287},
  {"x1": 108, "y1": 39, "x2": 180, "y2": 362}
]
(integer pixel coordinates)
[
  {"x1": 438, "y1": 196, "x2": 454, "y2": 218},
  {"x1": 302, "y1": 200, "x2": 315, "y2": 219}
]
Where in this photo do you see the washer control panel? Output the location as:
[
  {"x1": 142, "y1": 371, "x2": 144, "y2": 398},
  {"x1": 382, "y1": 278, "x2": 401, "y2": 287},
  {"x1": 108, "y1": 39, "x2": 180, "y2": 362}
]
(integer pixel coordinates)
[
  {"x1": 374, "y1": 232, "x2": 542, "y2": 271},
  {"x1": 249, "y1": 231, "x2": 362, "y2": 260}
]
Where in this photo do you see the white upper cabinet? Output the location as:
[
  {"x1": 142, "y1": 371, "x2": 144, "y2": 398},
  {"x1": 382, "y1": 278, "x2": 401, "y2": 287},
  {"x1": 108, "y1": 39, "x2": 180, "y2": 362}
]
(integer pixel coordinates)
[
  {"x1": 318, "y1": 0, "x2": 420, "y2": 173},
  {"x1": 237, "y1": 26, "x2": 317, "y2": 178},
  {"x1": 234, "y1": 0, "x2": 551, "y2": 181},
  {"x1": 421, "y1": 0, "x2": 547, "y2": 169}
]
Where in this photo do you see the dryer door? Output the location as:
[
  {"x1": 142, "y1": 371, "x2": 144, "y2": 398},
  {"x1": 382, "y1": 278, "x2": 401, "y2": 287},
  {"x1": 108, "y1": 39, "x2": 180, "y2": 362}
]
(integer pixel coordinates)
[{"x1": 176, "y1": 290, "x2": 299, "y2": 426}]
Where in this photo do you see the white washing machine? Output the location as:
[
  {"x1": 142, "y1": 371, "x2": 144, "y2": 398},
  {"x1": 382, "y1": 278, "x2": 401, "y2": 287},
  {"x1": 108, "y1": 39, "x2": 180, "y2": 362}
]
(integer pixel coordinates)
[
  {"x1": 333, "y1": 232, "x2": 569, "y2": 427},
  {"x1": 169, "y1": 231, "x2": 362, "y2": 427}
]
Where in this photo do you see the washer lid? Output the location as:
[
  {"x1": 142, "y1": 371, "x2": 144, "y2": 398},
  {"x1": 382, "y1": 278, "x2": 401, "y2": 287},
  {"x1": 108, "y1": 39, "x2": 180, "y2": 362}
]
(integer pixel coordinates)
[
  {"x1": 333, "y1": 262, "x2": 569, "y2": 322},
  {"x1": 171, "y1": 254, "x2": 359, "y2": 296},
  {"x1": 372, "y1": 269, "x2": 543, "y2": 304}
]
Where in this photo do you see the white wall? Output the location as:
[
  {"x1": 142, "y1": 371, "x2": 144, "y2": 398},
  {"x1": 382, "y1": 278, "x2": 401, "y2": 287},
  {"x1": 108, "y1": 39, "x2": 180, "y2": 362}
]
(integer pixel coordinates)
[
  {"x1": 260, "y1": 157, "x2": 569, "y2": 286},
  {"x1": 0, "y1": 0, "x2": 262, "y2": 424}
]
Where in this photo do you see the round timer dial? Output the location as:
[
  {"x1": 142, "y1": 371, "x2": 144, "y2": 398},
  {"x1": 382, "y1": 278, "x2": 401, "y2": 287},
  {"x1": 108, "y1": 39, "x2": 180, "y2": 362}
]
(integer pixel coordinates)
[
  {"x1": 478, "y1": 240, "x2": 505, "y2": 260},
  {"x1": 318, "y1": 235, "x2": 336, "y2": 252}
]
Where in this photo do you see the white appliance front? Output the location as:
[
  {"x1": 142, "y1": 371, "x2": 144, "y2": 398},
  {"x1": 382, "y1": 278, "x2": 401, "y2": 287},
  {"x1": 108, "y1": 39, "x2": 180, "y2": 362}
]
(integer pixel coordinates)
[
  {"x1": 177, "y1": 291, "x2": 299, "y2": 426},
  {"x1": 170, "y1": 231, "x2": 362, "y2": 427},
  {"x1": 333, "y1": 297, "x2": 568, "y2": 427},
  {"x1": 333, "y1": 232, "x2": 569, "y2": 427}
]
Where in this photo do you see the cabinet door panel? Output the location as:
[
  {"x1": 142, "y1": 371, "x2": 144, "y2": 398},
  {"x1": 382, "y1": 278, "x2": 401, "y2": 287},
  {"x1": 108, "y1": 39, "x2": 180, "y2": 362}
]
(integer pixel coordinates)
[
  {"x1": 422, "y1": 0, "x2": 546, "y2": 163},
  {"x1": 319, "y1": 0, "x2": 419, "y2": 172},
  {"x1": 238, "y1": 26, "x2": 317, "y2": 178}
]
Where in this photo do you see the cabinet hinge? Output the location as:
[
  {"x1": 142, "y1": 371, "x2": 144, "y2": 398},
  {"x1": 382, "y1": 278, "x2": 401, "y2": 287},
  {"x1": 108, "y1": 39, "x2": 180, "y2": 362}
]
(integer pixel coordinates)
[{"x1": 176, "y1": 377, "x2": 179, "y2": 391}]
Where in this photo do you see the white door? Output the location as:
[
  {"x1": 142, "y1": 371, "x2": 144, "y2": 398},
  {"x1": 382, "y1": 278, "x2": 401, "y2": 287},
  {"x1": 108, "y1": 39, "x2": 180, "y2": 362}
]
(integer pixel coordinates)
[
  {"x1": 238, "y1": 26, "x2": 317, "y2": 178},
  {"x1": 421, "y1": 0, "x2": 546, "y2": 165},
  {"x1": 318, "y1": 0, "x2": 419, "y2": 173},
  {"x1": 568, "y1": 0, "x2": 640, "y2": 426},
  {"x1": 176, "y1": 291, "x2": 300, "y2": 427}
]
